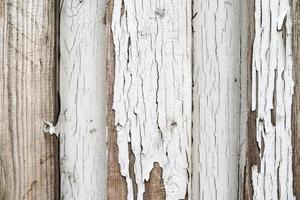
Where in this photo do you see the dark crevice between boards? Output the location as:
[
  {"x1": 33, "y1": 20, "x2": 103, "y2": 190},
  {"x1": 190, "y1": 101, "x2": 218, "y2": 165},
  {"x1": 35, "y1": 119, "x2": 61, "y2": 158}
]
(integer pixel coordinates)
[{"x1": 54, "y1": 0, "x2": 61, "y2": 199}]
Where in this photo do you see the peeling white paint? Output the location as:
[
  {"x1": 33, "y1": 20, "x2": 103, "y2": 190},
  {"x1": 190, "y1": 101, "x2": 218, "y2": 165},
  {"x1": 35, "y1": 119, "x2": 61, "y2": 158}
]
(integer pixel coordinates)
[
  {"x1": 192, "y1": 0, "x2": 245, "y2": 199},
  {"x1": 111, "y1": 0, "x2": 192, "y2": 199},
  {"x1": 251, "y1": 0, "x2": 295, "y2": 199},
  {"x1": 54, "y1": 0, "x2": 107, "y2": 199}
]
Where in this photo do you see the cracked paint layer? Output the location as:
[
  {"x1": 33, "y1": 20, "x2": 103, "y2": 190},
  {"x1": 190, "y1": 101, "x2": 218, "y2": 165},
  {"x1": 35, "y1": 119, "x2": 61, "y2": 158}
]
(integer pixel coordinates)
[
  {"x1": 55, "y1": 0, "x2": 107, "y2": 199},
  {"x1": 191, "y1": 0, "x2": 245, "y2": 199},
  {"x1": 251, "y1": 0, "x2": 295, "y2": 199},
  {"x1": 111, "y1": 0, "x2": 192, "y2": 199}
]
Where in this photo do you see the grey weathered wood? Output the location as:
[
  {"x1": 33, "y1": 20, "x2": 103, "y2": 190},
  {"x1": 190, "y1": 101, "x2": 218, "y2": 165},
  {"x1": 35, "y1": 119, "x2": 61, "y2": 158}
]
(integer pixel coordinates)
[{"x1": 0, "y1": 0, "x2": 59, "y2": 199}]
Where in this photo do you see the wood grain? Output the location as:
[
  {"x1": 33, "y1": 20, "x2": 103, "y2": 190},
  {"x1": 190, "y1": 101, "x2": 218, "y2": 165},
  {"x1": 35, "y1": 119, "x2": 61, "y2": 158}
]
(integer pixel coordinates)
[
  {"x1": 0, "y1": 0, "x2": 59, "y2": 199},
  {"x1": 244, "y1": 0, "x2": 260, "y2": 199},
  {"x1": 245, "y1": 0, "x2": 295, "y2": 199},
  {"x1": 144, "y1": 163, "x2": 166, "y2": 200},
  {"x1": 107, "y1": 0, "x2": 191, "y2": 199},
  {"x1": 106, "y1": 0, "x2": 128, "y2": 199},
  {"x1": 292, "y1": 0, "x2": 300, "y2": 198},
  {"x1": 192, "y1": 0, "x2": 244, "y2": 199},
  {"x1": 58, "y1": 0, "x2": 107, "y2": 199}
]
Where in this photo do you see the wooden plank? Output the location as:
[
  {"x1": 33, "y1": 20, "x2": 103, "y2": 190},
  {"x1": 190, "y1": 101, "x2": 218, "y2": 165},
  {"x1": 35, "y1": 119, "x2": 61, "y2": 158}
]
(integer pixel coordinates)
[
  {"x1": 108, "y1": 0, "x2": 192, "y2": 199},
  {"x1": 191, "y1": 0, "x2": 245, "y2": 199},
  {"x1": 0, "y1": 0, "x2": 59, "y2": 199},
  {"x1": 106, "y1": 0, "x2": 128, "y2": 199},
  {"x1": 53, "y1": 0, "x2": 107, "y2": 199},
  {"x1": 244, "y1": 0, "x2": 260, "y2": 199},
  {"x1": 245, "y1": 0, "x2": 295, "y2": 199},
  {"x1": 292, "y1": 0, "x2": 300, "y2": 198}
]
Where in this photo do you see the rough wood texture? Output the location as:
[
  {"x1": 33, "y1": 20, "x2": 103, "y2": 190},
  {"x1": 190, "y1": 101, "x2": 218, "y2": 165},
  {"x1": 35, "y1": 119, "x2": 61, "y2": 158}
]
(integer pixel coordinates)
[
  {"x1": 192, "y1": 0, "x2": 245, "y2": 199},
  {"x1": 246, "y1": 0, "x2": 295, "y2": 199},
  {"x1": 144, "y1": 163, "x2": 166, "y2": 200},
  {"x1": 244, "y1": 0, "x2": 261, "y2": 199},
  {"x1": 292, "y1": 0, "x2": 300, "y2": 198},
  {"x1": 54, "y1": 0, "x2": 107, "y2": 199},
  {"x1": 0, "y1": 0, "x2": 59, "y2": 199},
  {"x1": 110, "y1": 0, "x2": 192, "y2": 199},
  {"x1": 107, "y1": 0, "x2": 128, "y2": 199}
]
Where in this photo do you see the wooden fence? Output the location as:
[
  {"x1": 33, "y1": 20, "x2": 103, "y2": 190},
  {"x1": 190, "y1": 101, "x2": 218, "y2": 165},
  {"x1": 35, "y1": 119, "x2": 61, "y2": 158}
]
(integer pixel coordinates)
[{"x1": 0, "y1": 0, "x2": 299, "y2": 199}]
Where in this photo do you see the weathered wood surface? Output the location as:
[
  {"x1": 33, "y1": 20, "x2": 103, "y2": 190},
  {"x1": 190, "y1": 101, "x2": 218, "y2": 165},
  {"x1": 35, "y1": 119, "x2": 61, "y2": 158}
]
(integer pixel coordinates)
[
  {"x1": 109, "y1": 0, "x2": 192, "y2": 199},
  {"x1": 293, "y1": 0, "x2": 300, "y2": 198},
  {"x1": 245, "y1": 0, "x2": 295, "y2": 199},
  {"x1": 0, "y1": 0, "x2": 59, "y2": 199},
  {"x1": 55, "y1": 0, "x2": 107, "y2": 199},
  {"x1": 106, "y1": 0, "x2": 128, "y2": 199},
  {"x1": 192, "y1": 0, "x2": 246, "y2": 199}
]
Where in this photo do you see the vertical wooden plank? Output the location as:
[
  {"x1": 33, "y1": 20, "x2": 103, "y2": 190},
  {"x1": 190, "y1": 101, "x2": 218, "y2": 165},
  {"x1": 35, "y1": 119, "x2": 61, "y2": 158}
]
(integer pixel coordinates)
[
  {"x1": 192, "y1": 0, "x2": 244, "y2": 199},
  {"x1": 0, "y1": 0, "x2": 59, "y2": 199},
  {"x1": 292, "y1": 0, "x2": 300, "y2": 198},
  {"x1": 53, "y1": 0, "x2": 107, "y2": 199},
  {"x1": 244, "y1": 0, "x2": 261, "y2": 199},
  {"x1": 106, "y1": 0, "x2": 128, "y2": 199},
  {"x1": 245, "y1": 0, "x2": 295, "y2": 199},
  {"x1": 108, "y1": 0, "x2": 192, "y2": 199}
]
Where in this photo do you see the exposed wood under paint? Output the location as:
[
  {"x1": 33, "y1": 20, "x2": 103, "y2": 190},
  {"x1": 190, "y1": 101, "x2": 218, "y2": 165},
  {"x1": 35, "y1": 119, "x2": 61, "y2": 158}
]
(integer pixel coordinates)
[
  {"x1": 144, "y1": 163, "x2": 166, "y2": 200},
  {"x1": 0, "y1": 0, "x2": 59, "y2": 199},
  {"x1": 111, "y1": 0, "x2": 192, "y2": 199},
  {"x1": 244, "y1": 0, "x2": 261, "y2": 199},
  {"x1": 246, "y1": 0, "x2": 295, "y2": 199},
  {"x1": 107, "y1": 0, "x2": 128, "y2": 199}
]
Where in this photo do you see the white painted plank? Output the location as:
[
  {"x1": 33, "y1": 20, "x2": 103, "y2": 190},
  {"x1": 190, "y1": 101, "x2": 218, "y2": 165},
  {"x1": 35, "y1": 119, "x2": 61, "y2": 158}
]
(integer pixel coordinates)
[
  {"x1": 191, "y1": 0, "x2": 245, "y2": 199},
  {"x1": 111, "y1": 0, "x2": 192, "y2": 199},
  {"x1": 250, "y1": 0, "x2": 295, "y2": 199},
  {"x1": 51, "y1": 1, "x2": 106, "y2": 199}
]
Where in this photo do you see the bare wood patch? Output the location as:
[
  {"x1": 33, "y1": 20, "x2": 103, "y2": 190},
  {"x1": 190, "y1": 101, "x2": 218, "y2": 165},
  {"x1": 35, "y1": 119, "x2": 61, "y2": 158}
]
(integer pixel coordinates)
[
  {"x1": 144, "y1": 163, "x2": 166, "y2": 200},
  {"x1": 107, "y1": 0, "x2": 128, "y2": 199}
]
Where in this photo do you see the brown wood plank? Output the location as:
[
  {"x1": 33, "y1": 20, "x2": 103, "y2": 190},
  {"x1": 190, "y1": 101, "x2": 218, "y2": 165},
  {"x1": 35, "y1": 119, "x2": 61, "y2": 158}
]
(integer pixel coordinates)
[
  {"x1": 106, "y1": 0, "x2": 128, "y2": 199},
  {"x1": 0, "y1": 0, "x2": 59, "y2": 199},
  {"x1": 244, "y1": 0, "x2": 260, "y2": 199}
]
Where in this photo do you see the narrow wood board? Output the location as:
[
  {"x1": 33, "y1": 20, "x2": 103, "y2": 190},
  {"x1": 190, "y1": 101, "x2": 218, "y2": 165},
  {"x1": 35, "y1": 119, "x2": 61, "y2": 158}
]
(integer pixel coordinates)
[
  {"x1": 292, "y1": 0, "x2": 300, "y2": 198},
  {"x1": 192, "y1": 0, "x2": 245, "y2": 199},
  {"x1": 58, "y1": 0, "x2": 107, "y2": 199},
  {"x1": 245, "y1": 0, "x2": 295, "y2": 199},
  {"x1": 0, "y1": 0, "x2": 59, "y2": 199},
  {"x1": 106, "y1": 0, "x2": 128, "y2": 199},
  {"x1": 107, "y1": 0, "x2": 192, "y2": 199}
]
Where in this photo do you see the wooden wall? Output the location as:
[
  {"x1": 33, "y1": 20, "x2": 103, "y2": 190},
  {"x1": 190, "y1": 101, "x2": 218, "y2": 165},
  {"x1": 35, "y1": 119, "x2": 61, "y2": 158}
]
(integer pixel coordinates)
[{"x1": 0, "y1": 0, "x2": 300, "y2": 199}]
